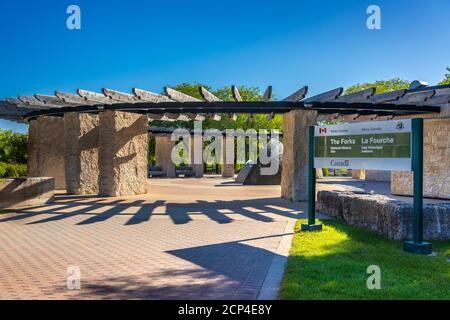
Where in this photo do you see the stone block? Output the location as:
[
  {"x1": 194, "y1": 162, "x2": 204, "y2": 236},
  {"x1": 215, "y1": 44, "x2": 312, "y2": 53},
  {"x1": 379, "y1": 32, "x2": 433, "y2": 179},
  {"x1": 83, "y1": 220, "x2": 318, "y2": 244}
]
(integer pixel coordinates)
[
  {"x1": 281, "y1": 110, "x2": 317, "y2": 201},
  {"x1": 155, "y1": 135, "x2": 176, "y2": 178},
  {"x1": 99, "y1": 111, "x2": 148, "y2": 197},
  {"x1": 0, "y1": 177, "x2": 55, "y2": 209},
  {"x1": 28, "y1": 117, "x2": 66, "y2": 189},
  {"x1": 317, "y1": 190, "x2": 450, "y2": 240},
  {"x1": 64, "y1": 113, "x2": 99, "y2": 195}
]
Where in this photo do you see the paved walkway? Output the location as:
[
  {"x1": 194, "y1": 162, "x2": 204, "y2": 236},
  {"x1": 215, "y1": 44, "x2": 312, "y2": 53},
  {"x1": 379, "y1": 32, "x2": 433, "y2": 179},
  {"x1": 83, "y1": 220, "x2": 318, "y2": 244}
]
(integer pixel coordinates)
[{"x1": 0, "y1": 177, "x2": 324, "y2": 300}]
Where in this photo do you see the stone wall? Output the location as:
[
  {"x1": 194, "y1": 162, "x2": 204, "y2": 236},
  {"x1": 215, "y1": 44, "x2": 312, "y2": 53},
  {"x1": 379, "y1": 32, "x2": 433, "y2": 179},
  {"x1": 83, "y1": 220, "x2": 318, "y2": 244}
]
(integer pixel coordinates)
[
  {"x1": 64, "y1": 113, "x2": 99, "y2": 195},
  {"x1": 99, "y1": 111, "x2": 148, "y2": 197},
  {"x1": 317, "y1": 190, "x2": 450, "y2": 240},
  {"x1": 28, "y1": 117, "x2": 66, "y2": 189},
  {"x1": 190, "y1": 136, "x2": 204, "y2": 178},
  {"x1": 391, "y1": 118, "x2": 450, "y2": 199},
  {"x1": 281, "y1": 110, "x2": 318, "y2": 201},
  {"x1": 0, "y1": 177, "x2": 55, "y2": 209},
  {"x1": 365, "y1": 170, "x2": 391, "y2": 182}
]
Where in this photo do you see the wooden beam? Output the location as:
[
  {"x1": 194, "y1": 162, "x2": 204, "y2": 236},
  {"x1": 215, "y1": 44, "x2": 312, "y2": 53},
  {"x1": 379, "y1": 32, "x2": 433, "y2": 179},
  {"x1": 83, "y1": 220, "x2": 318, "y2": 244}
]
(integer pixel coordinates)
[
  {"x1": 370, "y1": 89, "x2": 406, "y2": 103},
  {"x1": 262, "y1": 86, "x2": 273, "y2": 102},
  {"x1": 103, "y1": 88, "x2": 137, "y2": 103},
  {"x1": 334, "y1": 88, "x2": 375, "y2": 103},
  {"x1": 164, "y1": 87, "x2": 201, "y2": 102},
  {"x1": 198, "y1": 87, "x2": 222, "y2": 121},
  {"x1": 395, "y1": 90, "x2": 435, "y2": 104},
  {"x1": 231, "y1": 85, "x2": 242, "y2": 101},
  {"x1": 55, "y1": 91, "x2": 90, "y2": 105},
  {"x1": 422, "y1": 93, "x2": 450, "y2": 106},
  {"x1": 133, "y1": 88, "x2": 174, "y2": 102},
  {"x1": 77, "y1": 89, "x2": 113, "y2": 104},
  {"x1": 283, "y1": 86, "x2": 308, "y2": 102},
  {"x1": 303, "y1": 87, "x2": 343, "y2": 103},
  {"x1": 18, "y1": 96, "x2": 60, "y2": 109},
  {"x1": 199, "y1": 86, "x2": 221, "y2": 102},
  {"x1": 35, "y1": 94, "x2": 78, "y2": 107}
]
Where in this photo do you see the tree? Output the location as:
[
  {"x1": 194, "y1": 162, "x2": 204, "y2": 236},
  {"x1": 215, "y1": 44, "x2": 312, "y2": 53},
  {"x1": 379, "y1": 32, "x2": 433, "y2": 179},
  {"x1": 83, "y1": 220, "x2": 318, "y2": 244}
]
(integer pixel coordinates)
[
  {"x1": 0, "y1": 129, "x2": 28, "y2": 164},
  {"x1": 345, "y1": 78, "x2": 410, "y2": 95},
  {"x1": 439, "y1": 67, "x2": 450, "y2": 85}
]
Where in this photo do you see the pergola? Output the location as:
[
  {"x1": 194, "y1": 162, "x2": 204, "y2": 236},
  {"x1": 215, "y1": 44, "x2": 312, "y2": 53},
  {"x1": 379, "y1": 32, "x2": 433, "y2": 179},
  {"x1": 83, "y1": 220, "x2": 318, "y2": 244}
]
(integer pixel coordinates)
[{"x1": 1, "y1": 83, "x2": 449, "y2": 123}]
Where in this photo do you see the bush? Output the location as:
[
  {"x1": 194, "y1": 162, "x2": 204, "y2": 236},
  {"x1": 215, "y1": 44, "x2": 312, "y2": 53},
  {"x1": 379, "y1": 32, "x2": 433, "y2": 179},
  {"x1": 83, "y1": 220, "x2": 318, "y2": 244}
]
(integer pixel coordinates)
[
  {"x1": 0, "y1": 162, "x2": 27, "y2": 178},
  {"x1": 323, "y1": 168, "x2": 330, "y2": 176}
]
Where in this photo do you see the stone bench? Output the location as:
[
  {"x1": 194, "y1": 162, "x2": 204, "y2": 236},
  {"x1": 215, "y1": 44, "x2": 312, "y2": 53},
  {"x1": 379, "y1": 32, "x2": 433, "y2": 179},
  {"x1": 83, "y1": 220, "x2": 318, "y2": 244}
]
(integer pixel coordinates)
[
  {"x1": 0, "y1": 177, "x2": 55, "y2": 209},
  {"x1": 317, "y1": 190, "x2": 450, "y2": 241}
]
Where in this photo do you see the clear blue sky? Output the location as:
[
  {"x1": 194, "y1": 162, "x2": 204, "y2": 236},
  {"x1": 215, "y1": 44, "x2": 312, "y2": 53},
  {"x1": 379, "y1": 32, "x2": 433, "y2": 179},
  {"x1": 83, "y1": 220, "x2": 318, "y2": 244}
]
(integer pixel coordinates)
[{"x1": 1, "y1": 0, "x2": 449, "y2": 132}]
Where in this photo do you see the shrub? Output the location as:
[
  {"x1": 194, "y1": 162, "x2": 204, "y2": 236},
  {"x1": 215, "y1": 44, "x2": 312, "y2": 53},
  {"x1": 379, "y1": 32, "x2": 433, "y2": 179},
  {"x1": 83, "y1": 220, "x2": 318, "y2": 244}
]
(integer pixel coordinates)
[{"x1": 0, "y1": 162, "x2": 27, "y2": 178}]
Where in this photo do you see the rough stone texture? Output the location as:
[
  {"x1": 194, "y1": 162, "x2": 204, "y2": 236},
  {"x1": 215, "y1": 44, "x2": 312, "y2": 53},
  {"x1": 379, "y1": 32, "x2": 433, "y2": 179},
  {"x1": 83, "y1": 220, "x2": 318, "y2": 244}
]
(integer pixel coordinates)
[
  {"x1": 365, "y1": 170, "x2": 391, "y2": 182},
  {"x1": 351, "y1": 169, "x2": 365, "y2": 180},
  {"x1": 155, "y1": 135, "x2": 176, "y2": 178},
  {"x1": 317, "y1": 190, "x2": 450, "y2": 240},
  {"x1": 64, "y1": 113, "x2": 99, "y2": 195},
  {"x1": 0, "y1": 177, "x2": 54, "y2": 208},
  {"x1": 28, "y1": 117, "x2": 66, "y2": 189},
  {"x1": 27, "y1": 121, "x2": 38, "y2": 176},
  {"x1": 222, "y1": 135, "x2": 235, "y2": 177},
  {"x1": 99, "y1": 111, "x2": 148, "y2": 197},
  {"x1": 190, "y1": 136, "x2": 204, "y2": 178},
  {"x1": 392, "y1": 118, "x2": 450, "y2": 199},
  {"x1": 281, "y1": 110, "x2": 318, "y2": 201}
]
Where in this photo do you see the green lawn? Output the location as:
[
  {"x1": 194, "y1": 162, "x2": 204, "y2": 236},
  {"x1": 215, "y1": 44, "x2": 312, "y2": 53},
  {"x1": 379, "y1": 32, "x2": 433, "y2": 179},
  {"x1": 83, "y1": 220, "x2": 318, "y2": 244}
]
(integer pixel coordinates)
[{"x1": 279, "y1": 219, "x2": 450, "y2": 300}]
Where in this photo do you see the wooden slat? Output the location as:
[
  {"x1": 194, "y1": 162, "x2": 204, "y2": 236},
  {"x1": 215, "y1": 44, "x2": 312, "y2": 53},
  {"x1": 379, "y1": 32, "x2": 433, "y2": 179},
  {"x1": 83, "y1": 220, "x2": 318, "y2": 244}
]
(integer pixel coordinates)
[
  {"x1": 35, "y1": 94, "x2": 77, "y2": 107},
  {"x1": 370, "y1": 89, "x2": 406, "y2": 103},
  {"x1": 133, "y1": 88, "x2": 174, "y2": 102},
  {"x1": 262, "y1": 86, "x2": 273, "y2": 102},
  {"x1": 198, "y1": 87, "x2": 222, "y2": 121},
  {"x1": 283, "y1": 86, "x2": 308, "y2": 102},
  {"x1": 422, "y1": 94, "x2": 450, "y2": 106},
  {"x1": 231, "y1": 85, "x2": 242, "y2": 101},
  {"x1": 334, "y1": 88, "x2": 375, "y2": 103},
  {"x1": 395, "y1": 90, "x2": 435, "y2": 104},
  {"x1": 164, "y1": 87, "x2": 201, "y2": 102},
  {"x1": 199, "y1": 87, "x2": 221, "y2": 102},
  {"x1": 77, "y1": 89, "x2": 113, "y2": 104},
  {"x1": 103, "y1": 88, "x2": 137, "y2": 103},
  {"x1": 303, "y1": 87, "x2": 343, "y2": 103},
  {"x1": 55, "y1": 91, "x2": 90, "y2": 105},
  {"x1": 18, "y1": 96, "x2": 54, "y2": 109}
]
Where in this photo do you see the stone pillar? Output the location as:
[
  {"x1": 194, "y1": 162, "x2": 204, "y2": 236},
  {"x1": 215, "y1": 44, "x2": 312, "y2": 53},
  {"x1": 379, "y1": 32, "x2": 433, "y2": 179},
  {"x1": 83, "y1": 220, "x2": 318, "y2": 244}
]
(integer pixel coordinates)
[
  {"x1": 27, "y1": 120, "x2": 39, "y2": 177},
  {"x1": 64, "y1": 113, "x2": 99, "y2": 195},
  {"x1": 352, "y1": 169, "x2": 366, "y2": 180},
  {"x1": 392, "y1": 118, "x2": 450, "y2": 199},
  {"x1": 281, "y1": 110, "x2": 318, "y2": 201},
  {"x1": 28, "y1": 116, "x2": 66, "y2": 190},
  {"x1": 190, "y1": 135, "x2": 203, "y2": 178},
  {"x1": 221, "y1": 135, "x2": 235, "y2": 177},
  {"x1": 155, "y1": 135, "x2": 176, "y2": 178},
  {"x1": 98, "y1": 111, "x2": 148, "y2": 197}
]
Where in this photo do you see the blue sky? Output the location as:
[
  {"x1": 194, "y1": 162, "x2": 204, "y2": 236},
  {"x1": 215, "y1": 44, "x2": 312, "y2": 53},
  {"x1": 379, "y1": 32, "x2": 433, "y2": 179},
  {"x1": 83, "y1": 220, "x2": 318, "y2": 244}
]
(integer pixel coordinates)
[{"x1": 1, "y1": 0, "x2": 449, "y2": 132}]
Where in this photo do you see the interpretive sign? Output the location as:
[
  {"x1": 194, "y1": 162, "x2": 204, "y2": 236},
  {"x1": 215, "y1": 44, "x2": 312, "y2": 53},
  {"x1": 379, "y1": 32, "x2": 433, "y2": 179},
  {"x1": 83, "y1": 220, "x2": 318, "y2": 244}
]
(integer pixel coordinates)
[{"x1": 314, "y1": 120, "x2": 412, "y2": 171}]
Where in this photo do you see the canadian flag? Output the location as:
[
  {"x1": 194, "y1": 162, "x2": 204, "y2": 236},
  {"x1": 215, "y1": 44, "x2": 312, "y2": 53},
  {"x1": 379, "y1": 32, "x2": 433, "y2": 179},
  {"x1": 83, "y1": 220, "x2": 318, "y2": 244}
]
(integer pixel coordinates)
[{"x1": 319, "y1": 128, "x2": 327, "y2": 134}]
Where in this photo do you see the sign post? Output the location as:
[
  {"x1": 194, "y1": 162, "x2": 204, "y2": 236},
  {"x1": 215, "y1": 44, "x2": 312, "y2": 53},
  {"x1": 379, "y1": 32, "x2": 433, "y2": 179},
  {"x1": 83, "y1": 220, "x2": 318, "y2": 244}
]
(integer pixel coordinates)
[
  {"x1": 301, "y1": 126, "x2": 323, "y2": 232},
  {"x1": 403, "y1": 118, "x2": 432, "y2": 254},
  {"x1": 306, "y1": 119, "x2": 431, "y2": 254}
]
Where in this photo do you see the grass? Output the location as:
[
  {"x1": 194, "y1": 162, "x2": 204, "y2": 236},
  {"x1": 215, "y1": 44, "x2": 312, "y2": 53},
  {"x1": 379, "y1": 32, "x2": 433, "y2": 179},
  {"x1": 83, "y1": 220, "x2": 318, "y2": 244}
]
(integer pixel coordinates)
[{"x1": 279, "y1": 219, "x2": 450, "y2": 300}]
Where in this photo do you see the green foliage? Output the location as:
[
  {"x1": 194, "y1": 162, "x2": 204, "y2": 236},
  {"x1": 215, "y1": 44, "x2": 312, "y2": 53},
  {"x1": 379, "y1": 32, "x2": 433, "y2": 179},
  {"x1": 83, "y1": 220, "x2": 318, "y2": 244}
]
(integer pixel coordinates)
[
  {"x1": 0, "y1": 129, "x2": 28, "y2": 164},
  {"x1": 0, "y1": 162, "x2": 27, "y2": 178},
  {"x1": 345, "y1": 78, "x2": 410, "y2": 95},
  {"x1": 280, "y1": 219, "x2": 450, "y2": 300},
  {"x1": 438, "y1": 67, "x2": 450, "y2": 85}
]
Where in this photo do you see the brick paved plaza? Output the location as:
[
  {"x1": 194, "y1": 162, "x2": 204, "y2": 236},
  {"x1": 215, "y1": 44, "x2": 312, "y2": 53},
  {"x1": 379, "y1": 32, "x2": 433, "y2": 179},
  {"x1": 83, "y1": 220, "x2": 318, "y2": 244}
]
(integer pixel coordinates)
[{"x1": 0, "y1": 177, "x2": 323, "y2": 300}]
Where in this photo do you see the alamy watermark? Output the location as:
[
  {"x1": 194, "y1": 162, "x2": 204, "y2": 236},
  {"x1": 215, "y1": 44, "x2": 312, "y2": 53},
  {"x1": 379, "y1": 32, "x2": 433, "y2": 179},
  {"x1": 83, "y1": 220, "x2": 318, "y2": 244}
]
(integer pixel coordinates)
[
  {"x1": 67, "y1": 5, "x2": 81, "y2": 30},
  {"x1": 366, "y1": 265, "x2": 381, "y2": 289},
  {"x1": 67, "y1": 265, "x2": 81, "y2": 290},
  {"x1": 170, "y1": 121, "x2": 283, "y2": 176},
  {"x1": 366, "y1": 5, "x2": 381, "y2": 30}
]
